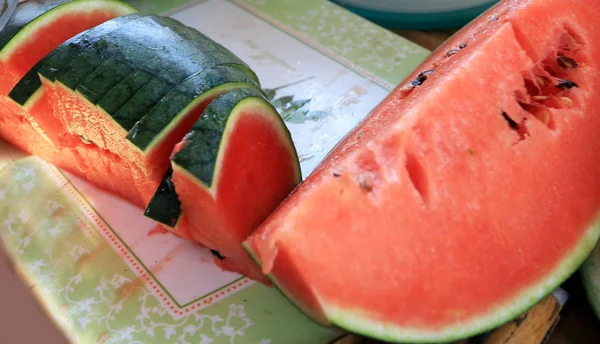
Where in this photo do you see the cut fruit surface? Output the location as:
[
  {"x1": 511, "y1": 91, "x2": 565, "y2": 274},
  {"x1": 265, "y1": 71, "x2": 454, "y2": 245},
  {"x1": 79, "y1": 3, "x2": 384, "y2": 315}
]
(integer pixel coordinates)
[
  {"x1": 169, "y1": 87, "x2": 301, "y2": 283},
  {"x1": 0, "y1": 0, "x2": 136, "y2": 95},
  {"x1": 49, "y1": 65, "x2": 260, "y2": 208},
  {"x1": 244, "y1": 0, "x2": 600, "y2": 342}
]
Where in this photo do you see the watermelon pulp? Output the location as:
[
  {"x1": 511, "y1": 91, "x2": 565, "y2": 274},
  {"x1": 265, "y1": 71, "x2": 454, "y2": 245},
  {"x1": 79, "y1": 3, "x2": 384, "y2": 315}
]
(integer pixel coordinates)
[{"x1": 244, "y1": 0, "x2": 600, "y2": 342}]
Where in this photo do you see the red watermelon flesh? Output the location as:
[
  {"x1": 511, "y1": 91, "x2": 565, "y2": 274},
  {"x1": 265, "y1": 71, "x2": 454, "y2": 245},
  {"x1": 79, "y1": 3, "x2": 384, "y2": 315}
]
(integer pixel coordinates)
[
  {"x1": 244, "y1": 0, "x2": 600, "y2": 342},
  {"x1": 0, "y1": 0, "x2": 136, "y2": 95},
  {"x1": 0, "y1": 83, "x2": 145, "y2": 207},
  {"x1": 40, "y1": 79, "x2": 146, "y2": 207},
  {"x1": 0, "y1": 95, "x2": 77, "y2": 170},
  {"x1": 44, "y1": 80, "x2": 232, "y2": 209}
]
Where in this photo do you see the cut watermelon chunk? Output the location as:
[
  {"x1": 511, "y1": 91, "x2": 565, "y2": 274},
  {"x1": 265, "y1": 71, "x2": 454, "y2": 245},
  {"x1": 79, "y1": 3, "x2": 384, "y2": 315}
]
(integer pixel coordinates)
[
  {"x1": 38, "y1": 15, "x2": 261, "y2": 208},
  {"x1": 7, "y1": 14, "x2": 143, "y2": 172},
  {"x1": 4, "y1": 14, "x2": 256, "y2": 208},
  {"x1": 244, "y1": 0, "x2": 600, "y2": 342},
  {"x1": 0, "y1": 1, "x2": 137, "y2": 200},
  {"x1": 0, "y1": 0, "x2": 136, "y2": 95},
  {"x1": 46, "y1": 66, "x2": 258, "y2": 208},
  {"x1": 169, "y1": 87, "x2": 301, "y2": 282},
  {"x1": 581, "y1": 242, "x2": 600, "y2": 321}
]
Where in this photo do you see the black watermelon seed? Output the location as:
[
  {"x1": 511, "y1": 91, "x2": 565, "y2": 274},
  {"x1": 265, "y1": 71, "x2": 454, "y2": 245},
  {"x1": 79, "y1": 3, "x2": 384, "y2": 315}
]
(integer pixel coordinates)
[
  {"x1": 419, "y1": 69, "x2": 435, "y2": 78},
  {"x1": 80, "y1": 135, "x2": 93, "y2": 145},
  {"x1": 501, "y1": 112, "x2": 520, "y2": 131},
  {"x1": 459, "y1": 43, "x2": 467, "y2": 49},
  {"x1": 555, "y1": 78, "x2": 579, "y2": 90},
  {"x1": 557, "y1": 56, "x2": 578, "y2": 69},
  {"x1": 210, "y1": 249, "x2": 225, "y2": 260},
  {"x1": 410, "y1": 80, "x2": 422, "y2": 87},
  {"x1": 445, "y1": 49, "x2": 460, "y2": 57},
  {"x1": 409, "y1": 70, "x2": 435, "y2": 87},
  {"x1": 358, "y1": 174, "x2": 373, "y2": 192}
]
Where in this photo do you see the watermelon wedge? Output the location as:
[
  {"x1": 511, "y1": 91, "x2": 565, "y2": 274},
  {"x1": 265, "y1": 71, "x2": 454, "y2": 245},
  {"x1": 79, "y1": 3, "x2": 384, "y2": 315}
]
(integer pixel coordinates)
[
  {"x1": 165, "y1": 87, "x2": 300, "y2": 282},
  {"x1": 581, "y1": 242, "x2": 600, "y2": 321},
  {"x1": 243, "y1": 0, "x2": 600, "y2": 342},
  {"x1": 0, "y1": 0, "x2": 136, "y2": 95}
]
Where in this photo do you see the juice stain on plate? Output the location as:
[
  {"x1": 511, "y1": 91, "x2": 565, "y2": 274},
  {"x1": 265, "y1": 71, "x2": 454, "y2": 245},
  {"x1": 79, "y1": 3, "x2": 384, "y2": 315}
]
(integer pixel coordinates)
[{"x1": 148, "y1": 225, "x2": 169, "y2": 237}]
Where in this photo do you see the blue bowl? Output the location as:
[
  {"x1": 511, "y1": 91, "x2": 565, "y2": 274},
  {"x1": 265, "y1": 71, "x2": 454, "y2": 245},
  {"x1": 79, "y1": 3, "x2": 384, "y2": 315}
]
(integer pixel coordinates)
[{"x1": 330, "y1": 0, "x2": 499, "y2": 30}]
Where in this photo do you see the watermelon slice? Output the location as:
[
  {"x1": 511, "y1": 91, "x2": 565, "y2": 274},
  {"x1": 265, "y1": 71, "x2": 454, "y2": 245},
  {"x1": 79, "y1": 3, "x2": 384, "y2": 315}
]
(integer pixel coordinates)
[
  {"x1": 0, "y1": 0, "x2": 136, "y2": 95},
  {"x1": 581, "y1": 242, "x2": 600, "y2": 321},
  {"x1": 243, "y1": 0, "x2": 600, "y2": 342},
  {"x1": 167, "y1": 87, "x2": 300, "y2": 282}
]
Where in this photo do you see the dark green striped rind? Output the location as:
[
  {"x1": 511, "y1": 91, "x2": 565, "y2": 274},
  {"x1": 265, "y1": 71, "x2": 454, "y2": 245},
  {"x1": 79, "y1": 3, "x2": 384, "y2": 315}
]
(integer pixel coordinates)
[
  {"x1": 0, "y1": 0, "x2": 69, "y2": 51},
  {"x1": 54, "y1": 15, "x2": 180, "y2": 98},
  {"x1": 171, "y1": 87, "x2": 272, "y2": 186},
  {"x1": 157, "y1": 16, "x2": 260, "y2": 84},
  {"x1": 96, "y1": 69, "x2": 155, "y2": 114},
  {"x1": 75, "y1": 14, "x2": 224, "y2": 105},
  {"x1": 8, "y1": 12, "x2": 140, "y2": 105},
  {"x1": 143, "y1": 168, "x2": 181, "y2": 227},
  {"x1": 144, "y1": 86, "x2": 271, "y2": 226},
  {"x1": 127, "y1": 66, "x2": 262, "y2": 152},
  {"x1": 77, "y1": 58, "x2": 136, "y2": 103},
  {"x1": 45, "y1": 13, "x2": 259, "y2": 134},
  {"x1": 108, "y1": 17, "x2": 259, "y2": 131}
]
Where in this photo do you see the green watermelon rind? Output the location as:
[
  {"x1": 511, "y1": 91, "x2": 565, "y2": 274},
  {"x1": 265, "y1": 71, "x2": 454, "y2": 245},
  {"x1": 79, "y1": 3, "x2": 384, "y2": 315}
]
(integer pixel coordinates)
[
  {"x1": 46, "y1": 78, "x2": 255, "y2": 155},
  {"x1": 244, "y1": 215, "x2": 600, "y2": 343},
  {"x1": 74, "y1": 14, "x2": 238, "y2": 112},
  {"x1": 581, "y1": 241, "x2": 600, "y2": 321},
  {"x1": 9, "y1": 13, "x2": 141, "y2": 107},
  {"x1": 137, "y1": 82, "x2": 259, "y2": 155},
  {"x1": 0, "y1": 0, "x2": 137, "y2": 60},
  {"x1": 241, "y1": 241, "x2": 330, "y2": 327},
  {"x1": 170, "y1": 93, "x2": 301, "y2": 193},
  {"x1": 153, "y1": 91, "x2": 301, "y2": 227},
  {"x1": 0, "y1": 0, "x2": 70, "y2": 52}
]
